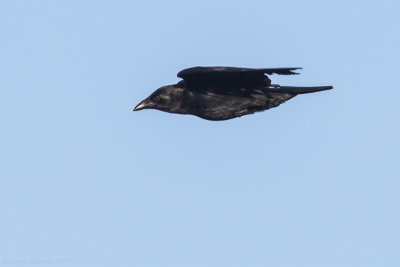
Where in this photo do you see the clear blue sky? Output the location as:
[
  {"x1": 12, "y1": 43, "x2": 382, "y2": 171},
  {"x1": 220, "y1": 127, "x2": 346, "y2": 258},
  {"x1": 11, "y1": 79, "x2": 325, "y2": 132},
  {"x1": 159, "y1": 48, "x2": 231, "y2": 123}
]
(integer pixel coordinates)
[{"x1": 1, "y1": 0, "x2": 399, "y2": 266}]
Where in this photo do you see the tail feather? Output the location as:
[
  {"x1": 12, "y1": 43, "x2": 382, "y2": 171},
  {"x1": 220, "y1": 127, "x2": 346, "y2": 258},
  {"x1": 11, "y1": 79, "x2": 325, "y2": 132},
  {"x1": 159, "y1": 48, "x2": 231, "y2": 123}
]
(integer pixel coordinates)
[{"x1": 267, "y1": 86, "x2": 333, "y2": 94}]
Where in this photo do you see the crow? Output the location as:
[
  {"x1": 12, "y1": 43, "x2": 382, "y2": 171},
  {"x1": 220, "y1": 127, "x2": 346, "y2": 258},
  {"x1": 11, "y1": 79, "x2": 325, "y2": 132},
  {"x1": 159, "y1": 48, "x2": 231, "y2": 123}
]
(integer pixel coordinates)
[{"x1": 133, "y1": 66, "x2": 333, "y2": 121}]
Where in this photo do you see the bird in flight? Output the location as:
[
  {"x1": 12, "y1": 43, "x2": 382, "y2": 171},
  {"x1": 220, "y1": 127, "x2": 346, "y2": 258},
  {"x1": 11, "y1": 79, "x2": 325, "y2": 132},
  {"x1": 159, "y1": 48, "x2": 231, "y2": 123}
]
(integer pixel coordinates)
[{"x1": 133, "y1": 66, "x2": 333, "y2": 121}]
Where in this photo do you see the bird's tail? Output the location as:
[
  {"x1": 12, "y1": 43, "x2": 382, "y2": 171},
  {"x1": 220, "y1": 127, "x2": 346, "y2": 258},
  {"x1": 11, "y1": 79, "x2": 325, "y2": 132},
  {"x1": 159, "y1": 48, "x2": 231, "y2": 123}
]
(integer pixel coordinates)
[{"x1": 266, "y1": 86, "x2": 333, "y2": 94}]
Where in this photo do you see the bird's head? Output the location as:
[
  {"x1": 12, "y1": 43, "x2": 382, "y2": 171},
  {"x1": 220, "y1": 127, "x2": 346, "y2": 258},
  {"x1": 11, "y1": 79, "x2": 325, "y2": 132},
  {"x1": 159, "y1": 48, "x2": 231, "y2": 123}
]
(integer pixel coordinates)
[{"x1": 133, "y1": 84, "x2": 185, "y2": 113}]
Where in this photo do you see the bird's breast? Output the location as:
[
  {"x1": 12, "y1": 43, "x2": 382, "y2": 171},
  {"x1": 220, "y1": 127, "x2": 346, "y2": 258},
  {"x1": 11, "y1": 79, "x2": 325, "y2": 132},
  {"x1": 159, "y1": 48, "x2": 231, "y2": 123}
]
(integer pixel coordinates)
[{"x1": 185, "y1": 90, "x2": 264, "y2": 120}]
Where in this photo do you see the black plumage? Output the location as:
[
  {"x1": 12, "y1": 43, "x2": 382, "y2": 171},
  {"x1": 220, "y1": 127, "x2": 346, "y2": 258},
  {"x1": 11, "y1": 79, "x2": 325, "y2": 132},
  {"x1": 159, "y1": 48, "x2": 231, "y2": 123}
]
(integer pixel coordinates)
[{"x1": 133, "y1": 66, "x2": 333, "y2": 121}]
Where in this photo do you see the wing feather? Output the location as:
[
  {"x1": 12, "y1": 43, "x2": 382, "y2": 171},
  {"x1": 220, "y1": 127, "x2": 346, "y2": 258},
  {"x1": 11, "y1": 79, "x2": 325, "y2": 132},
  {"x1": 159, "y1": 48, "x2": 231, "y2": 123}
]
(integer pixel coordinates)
[
  {"x1": 177, "y1": 66, "x2": 301, "y2": 78},
  {"x1": 177, "y1": 66, "x2": 301, "y2": 91}
]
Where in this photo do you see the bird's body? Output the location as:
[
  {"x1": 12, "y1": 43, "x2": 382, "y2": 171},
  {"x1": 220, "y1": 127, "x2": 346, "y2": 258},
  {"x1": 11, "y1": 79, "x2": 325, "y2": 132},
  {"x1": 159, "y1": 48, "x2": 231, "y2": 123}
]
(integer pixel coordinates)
[{"x1": 134, "y1": 66, "x2": 333, "y2": 121}]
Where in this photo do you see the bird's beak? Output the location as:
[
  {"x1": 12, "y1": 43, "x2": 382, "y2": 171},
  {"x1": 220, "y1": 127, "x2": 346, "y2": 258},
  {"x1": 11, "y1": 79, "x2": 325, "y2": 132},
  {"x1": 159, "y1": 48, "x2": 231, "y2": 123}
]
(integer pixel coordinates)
[{"x1": 133, "y1": 99, "x2": 151, "y2": 111}]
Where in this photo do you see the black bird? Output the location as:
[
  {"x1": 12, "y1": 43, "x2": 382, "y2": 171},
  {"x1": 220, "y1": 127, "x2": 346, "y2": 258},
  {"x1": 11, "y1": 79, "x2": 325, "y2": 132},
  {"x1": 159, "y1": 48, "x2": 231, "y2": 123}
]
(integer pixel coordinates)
[{"x1": 133, "y1": 66, "x2": 333, "y2": 121}]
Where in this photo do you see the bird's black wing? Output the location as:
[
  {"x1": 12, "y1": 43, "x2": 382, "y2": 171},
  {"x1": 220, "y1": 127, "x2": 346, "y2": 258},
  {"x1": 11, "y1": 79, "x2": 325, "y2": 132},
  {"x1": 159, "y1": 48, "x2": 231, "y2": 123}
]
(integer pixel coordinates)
[
  {"x1": 177, "y1": 66, "x2": 301, "y2": 77},
  {"x1": 177, "y1": 66, "x2": 301, "y2": 91}
]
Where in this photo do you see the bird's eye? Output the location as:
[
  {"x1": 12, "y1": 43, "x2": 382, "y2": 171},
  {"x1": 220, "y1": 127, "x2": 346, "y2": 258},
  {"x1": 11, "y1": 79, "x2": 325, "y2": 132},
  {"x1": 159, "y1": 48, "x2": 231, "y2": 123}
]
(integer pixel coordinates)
[{"x1": 155, "y1": 96, "x2": 161, "y2": 101}]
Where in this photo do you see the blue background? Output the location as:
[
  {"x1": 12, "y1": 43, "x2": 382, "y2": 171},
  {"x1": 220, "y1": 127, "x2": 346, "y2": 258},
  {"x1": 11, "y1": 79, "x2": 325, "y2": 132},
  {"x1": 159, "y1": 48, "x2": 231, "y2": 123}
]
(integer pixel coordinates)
[{"x1": 1, "y1": 0, "x2": 399, "y2": 266}]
